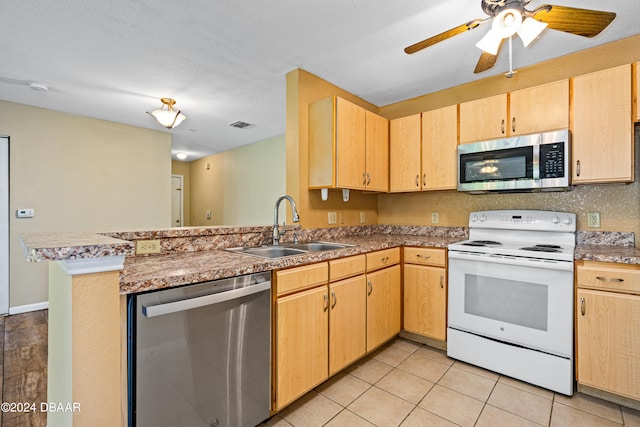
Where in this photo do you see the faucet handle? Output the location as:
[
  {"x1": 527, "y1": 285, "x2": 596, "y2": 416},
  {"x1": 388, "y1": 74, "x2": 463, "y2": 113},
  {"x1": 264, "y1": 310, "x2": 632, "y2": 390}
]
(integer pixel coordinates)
[{"x1": 293, "y1": 232, "x2": 299, "y2": 244}]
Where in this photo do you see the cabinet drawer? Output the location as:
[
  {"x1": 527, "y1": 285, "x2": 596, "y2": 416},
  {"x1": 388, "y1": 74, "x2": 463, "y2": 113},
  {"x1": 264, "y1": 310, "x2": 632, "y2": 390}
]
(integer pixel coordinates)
[
  {"x1": 404, "y1": 247, "x2": 446, "y2": 267},
  {"x1": 577, "y1": 262, "x2": 640, "y2": 294},
  {"x1": 329, "y1": 255, "x2": 366, "y2": 282},
  {"x1": 276, "y1": 262, "x2": 329, "y2": 296},
  {"x1": 366, "y1": 248, "x2": 400, "y2": 272}
]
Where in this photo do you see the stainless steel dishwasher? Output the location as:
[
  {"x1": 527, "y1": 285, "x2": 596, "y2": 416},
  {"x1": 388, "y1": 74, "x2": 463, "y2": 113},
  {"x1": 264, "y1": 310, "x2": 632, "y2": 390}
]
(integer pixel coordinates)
[{"x1": 127, "y1": 271, "x2": 271, "y2": 427}]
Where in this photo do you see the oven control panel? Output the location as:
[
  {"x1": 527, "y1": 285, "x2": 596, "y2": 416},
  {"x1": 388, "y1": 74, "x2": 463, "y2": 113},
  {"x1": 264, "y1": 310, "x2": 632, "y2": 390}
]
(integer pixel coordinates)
[{"x1": 469, "y1": 210, "x2": 576, "y2": 232}]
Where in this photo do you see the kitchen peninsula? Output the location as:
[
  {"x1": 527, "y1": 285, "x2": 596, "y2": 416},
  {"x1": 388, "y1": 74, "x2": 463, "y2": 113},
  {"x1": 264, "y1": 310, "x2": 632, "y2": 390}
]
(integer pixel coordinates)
[{"x1": 20, "y1": 223, "x2": 640, "y2": 426}]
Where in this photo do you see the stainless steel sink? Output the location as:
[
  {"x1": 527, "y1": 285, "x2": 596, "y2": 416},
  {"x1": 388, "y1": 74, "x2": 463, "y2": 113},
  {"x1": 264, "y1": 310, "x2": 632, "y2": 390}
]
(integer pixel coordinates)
[
  {"x1": 225, "y1": 241, "x2": 352, "y2": 259},
  {"x1": 226, "y1": 246, "x2": 308, "y2": 259},
  {"x1": 285, "y1": 241, "x2": 352, "y2": 251}
]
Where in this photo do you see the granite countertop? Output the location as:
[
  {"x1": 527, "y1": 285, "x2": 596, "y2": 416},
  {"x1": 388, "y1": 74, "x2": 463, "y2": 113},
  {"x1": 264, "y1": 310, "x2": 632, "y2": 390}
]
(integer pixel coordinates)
[
  {"x1": 20, "y1": 231, "x2": 134, "y2": 262},
  {"x1": 121, "y1": 234, "x2": 460, "y2": 294},
  {"x1": 574, "y1": 244, "x2": 640, "y2": 264}
]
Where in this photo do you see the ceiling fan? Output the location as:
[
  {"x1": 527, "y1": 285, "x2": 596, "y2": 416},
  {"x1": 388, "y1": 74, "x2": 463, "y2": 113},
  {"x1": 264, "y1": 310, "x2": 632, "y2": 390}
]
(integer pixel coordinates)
[{"x1": 405, "y1": 0, "x2": 616, "y2": 74}]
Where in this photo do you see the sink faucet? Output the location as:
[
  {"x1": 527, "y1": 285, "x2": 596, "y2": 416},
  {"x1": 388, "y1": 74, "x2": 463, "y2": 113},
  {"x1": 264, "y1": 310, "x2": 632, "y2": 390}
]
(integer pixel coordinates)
[{"x1": 273, "y1": 195, "x2": 300, "y2": 245}]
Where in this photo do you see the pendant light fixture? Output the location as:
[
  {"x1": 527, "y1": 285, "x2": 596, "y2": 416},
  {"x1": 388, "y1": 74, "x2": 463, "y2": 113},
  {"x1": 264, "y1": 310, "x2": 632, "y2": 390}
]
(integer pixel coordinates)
[
  {"x1": 147, "y1": 98, "x2": 186, "y2": 129},
  {"x1": 475, "y1": 6, "x2": 547, "y2": 56}
]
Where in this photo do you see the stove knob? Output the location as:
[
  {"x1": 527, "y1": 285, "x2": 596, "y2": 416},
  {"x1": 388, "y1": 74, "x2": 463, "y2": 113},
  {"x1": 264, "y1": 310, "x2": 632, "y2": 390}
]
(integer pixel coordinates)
[
  {"x1": 480, "y1": 214, "x2": 487, "y2": 222},
  {"x1": 471, "y1": 214, "x2": 478, "y2": 222},
  {"x1": 563, "y1": 216, "x2": 573, "y2": 225},
  {"x1": 552, "y1": 215, "x2": 560, "y2": 224}
]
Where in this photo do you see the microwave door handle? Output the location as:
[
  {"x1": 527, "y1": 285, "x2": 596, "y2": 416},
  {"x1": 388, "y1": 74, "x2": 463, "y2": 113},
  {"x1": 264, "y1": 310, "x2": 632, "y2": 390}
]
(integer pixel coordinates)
[{"x1": 533, "y1": 144, "x2": 540, "y2": 180}]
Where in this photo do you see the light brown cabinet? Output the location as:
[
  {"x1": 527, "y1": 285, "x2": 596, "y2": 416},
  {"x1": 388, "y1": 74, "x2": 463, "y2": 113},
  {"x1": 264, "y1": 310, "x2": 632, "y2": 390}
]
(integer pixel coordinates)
[
  {"x1": 576, "y1": 261, "x2": 640, "y2": 402},
  {"x1": 421, "y1": 105, "x2": 458, "y2": 191},
  {"x1": 635, "y1": 62, "x2": 639, "y2": 122},
  {"x1": 459, "y1": 80, "x2": 569, "y2": 144},
  {"x1": 329, "y1": 274, "x2": 366, "y2": 375},
  {"x1": 572, "y1": 65, "x2": 634, "y2": 184},
  {"x1": 309, "y1": 96, "x2": 389, "y2": 191},
  {"x1": 389, "y1": 114, "x2": 421, "y2": 192},
  {"x1": 459, "y1": 94, "x2": 507, "y2": 144},
  {"x1": 403, "y1": 247, "x2": 447, "y2": 341},
  {"x1": 365, "y1": 248, "x2": 401, "y2": 351},
  {"x1": 389, "y1": 105, "x2": 458, "y2": 193}
]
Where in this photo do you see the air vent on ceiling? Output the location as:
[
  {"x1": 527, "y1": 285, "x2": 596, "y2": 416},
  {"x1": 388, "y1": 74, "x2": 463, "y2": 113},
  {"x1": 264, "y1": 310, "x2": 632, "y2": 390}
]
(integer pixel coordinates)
[{"x1": 227, "y1": 120, "x2": 253, "y2": 129}]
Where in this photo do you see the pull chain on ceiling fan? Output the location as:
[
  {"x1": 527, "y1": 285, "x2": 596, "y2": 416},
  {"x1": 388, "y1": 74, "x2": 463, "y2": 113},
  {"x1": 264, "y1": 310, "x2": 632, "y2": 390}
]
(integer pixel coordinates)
[{"x1": 404, "y1": 0, "x2": 616, "y2": 74}]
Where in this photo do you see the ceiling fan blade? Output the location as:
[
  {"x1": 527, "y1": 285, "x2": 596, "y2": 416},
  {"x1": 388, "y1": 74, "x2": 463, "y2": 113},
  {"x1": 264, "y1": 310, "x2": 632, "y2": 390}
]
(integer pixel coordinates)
[
  {"x1": 532, "y1": 5, "x2": 616, "y2": 38},
  {"x1": 405, "y1": 19, "x2": 486, "y2": 54},
  {"x1": 474, "y1": 39, "x2": 505, "y2": 74}
]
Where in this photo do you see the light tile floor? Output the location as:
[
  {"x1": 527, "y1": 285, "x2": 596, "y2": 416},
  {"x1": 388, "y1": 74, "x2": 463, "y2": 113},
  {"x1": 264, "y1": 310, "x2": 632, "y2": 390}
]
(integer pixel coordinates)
[{"x1": 264, "y1": 338, "x2": 640, "y2": 427}]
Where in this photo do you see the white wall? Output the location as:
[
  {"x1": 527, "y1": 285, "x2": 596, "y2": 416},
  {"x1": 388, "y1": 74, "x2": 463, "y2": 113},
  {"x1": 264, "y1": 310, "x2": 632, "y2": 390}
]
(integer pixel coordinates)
[
  {"x1": 0, "y1": 100, "x2": 172, "y2": 309},
  {"x1": 190, "y1": 135, "x2": 286, "y2": 226},
  {"x1": 1, "y1": 136, "x2": 8, "y2": 314}
]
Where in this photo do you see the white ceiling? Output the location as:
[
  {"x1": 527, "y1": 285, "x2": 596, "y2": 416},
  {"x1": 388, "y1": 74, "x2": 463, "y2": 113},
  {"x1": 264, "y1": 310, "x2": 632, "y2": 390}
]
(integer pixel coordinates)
[{"x1": 2, "y1": 1, "x2": 639, "y2": 160}]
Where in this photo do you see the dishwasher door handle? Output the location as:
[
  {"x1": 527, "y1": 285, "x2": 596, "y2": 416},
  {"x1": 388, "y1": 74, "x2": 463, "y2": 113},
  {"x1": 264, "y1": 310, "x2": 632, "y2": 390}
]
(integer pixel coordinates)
[{"x1": 143, "y1": 281, "x2": 271, "y2": 318}]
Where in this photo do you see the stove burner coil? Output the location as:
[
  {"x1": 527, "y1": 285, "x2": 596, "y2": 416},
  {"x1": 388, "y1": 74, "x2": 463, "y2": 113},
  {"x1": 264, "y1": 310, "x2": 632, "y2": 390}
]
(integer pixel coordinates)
[
  {"x1": 462, "y1": 240, "x2": 502, "y2": 247},
  {"x1": 520, "y1": 246, "x2": 561, "y2": 253}
]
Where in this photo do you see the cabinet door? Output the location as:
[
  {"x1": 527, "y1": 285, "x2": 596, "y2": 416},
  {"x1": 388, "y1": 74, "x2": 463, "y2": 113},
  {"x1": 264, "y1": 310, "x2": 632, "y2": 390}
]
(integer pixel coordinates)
[
  {"x1": 577, "y1": 289, "x2": 640, "y2": 400},
  {"x1": 276, "y1": 286, "x2": 329, "y2": 409},
  {"x1": 364, "y1": 110, "x2": 389, "y2": 192},
  {"x1": 421, "y1": 105, "x2": 458, "y2": 191},
  {"x1": 403, "y1": 264, "x2": 447, "y2": 341},
  {"x1": 510, "y1": 80, "x2": 569, "y2": 136},
  {"x1": 459, "y1": 94, "x2": 507, "y2": 143},
  {"x1": 572, "y1": 65, "x2": 633, "y2": 184},
  {"x1": 635, "y1": 62, "x2": 639, "y2": 122},
  {"x1": 389, "y1": 114, "x2": 421, "y2": 192},
  {"x1": 336, "y1": 97, "x2": 366, "y2": 189},
  {"x1": 329, "y1": 275, "x2": 367, "y2": 375},
  {"x1": 366, "y1": 265, "x2": 401, "y2": 351}
]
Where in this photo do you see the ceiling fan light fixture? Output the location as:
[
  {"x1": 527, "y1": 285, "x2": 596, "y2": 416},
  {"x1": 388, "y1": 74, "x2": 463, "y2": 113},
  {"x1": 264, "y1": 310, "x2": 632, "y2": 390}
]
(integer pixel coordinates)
[
  {"x1": 147, "y1": 98, "x2": 187, "y2": 129},
  {"x1": 492, "y1": 8, "x2": 523, "y2": 38},
  {"x1": 476, "y1": 28, "x2": 504, "y2": 55},
  {"x1": 518, "y1": 17, "x2": 548, "y2": 47}
]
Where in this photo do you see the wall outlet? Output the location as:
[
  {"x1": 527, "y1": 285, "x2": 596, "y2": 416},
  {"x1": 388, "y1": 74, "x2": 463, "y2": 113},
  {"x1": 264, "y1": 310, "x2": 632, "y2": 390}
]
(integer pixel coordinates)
[
  {"x1": 328, "y1": 212, "x2": 337, "y2": 224},
  {"x1": 16, "y1": 208, "x2": 35, "y2": 218},
  {"x1": 431, "y1": 212, "x2": 439, "y2": 224},
  {"x1": 360, "y1": 212, "x2": 366, "y2": 224},
  {"x1": 587, "y1": 212, "x2": 601, "y2": 228},
  {"x1": 136, "y1": 239, "x2": 161, "y2": 255},
  {"x1": 205, "y1": 210, "x2": 212, "y2": 220}
]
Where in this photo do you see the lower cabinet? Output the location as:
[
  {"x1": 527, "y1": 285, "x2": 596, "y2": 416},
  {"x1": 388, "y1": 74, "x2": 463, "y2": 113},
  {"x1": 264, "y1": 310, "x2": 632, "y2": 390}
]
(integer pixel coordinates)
[
  {"x1": 576, "y1": 261, "x2": 640, "y2": 402},
  {"x1": 403, "y1": 247, "x2": 447, "y2": 341},
  {"x1": 366, "y1": 249, "x2": 401, "y2": 352}
]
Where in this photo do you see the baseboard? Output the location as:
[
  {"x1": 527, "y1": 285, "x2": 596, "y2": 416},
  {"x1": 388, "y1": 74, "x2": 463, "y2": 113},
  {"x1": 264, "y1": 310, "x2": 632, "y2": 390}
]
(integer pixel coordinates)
[{"x1": 8, "y1": 301, "x2": 49, "y2": 315}]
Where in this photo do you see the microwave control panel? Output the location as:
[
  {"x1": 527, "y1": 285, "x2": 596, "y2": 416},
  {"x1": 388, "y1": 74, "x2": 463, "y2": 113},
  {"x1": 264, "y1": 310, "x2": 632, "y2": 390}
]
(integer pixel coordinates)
[{"x1": 539, "y1": 142, "x2": 565, "y2": 179}]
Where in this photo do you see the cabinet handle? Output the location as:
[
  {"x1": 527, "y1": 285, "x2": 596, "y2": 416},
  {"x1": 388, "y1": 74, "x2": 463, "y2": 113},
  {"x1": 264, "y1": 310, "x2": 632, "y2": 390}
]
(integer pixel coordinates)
[
  {"x1": 511, "y1": 117, "x2": 516, "y2": 133},
  {"x1": 580, "y1": 297, "x2": 585, "y2": 316},
  {"x1": 367, "y1": 280, "x2": 373, "y2": 296},
  {"x1": 440, "y1": 275, "x2": 444, "y2": 289},
  {"x1": 362, "y1": 172, "x2": 367, "y2": 186},
  {"x1": 422, "y1": 173, "x2": 426, "y2": 186},
  {"x1": 576, "y1": 160, "x2": 581, "y2": 177},
  {"x1": 596, "y1": 276, "x2": 624, "y2": 283},
  {"x1": 381, "y1": 256, "x2": 389, "y2": 264},
  {"x1": 366, "y1": 173, "x2": 371, "y2": 186},
  {"x1": 416, "y1": 254, "x2": 431, "y2": 259},
  {"x1": 415, "y1": 174, "x2": 420, "y2": 187},
  {"x1": 331, "y1": 291, "x2": 337, "y2": 309},
  {"x1": 323, "y1": 293, "x2": 329, "y2": 312},
  {"x1": 501, "y1": 119, "x2": 505, "y2": 134}
]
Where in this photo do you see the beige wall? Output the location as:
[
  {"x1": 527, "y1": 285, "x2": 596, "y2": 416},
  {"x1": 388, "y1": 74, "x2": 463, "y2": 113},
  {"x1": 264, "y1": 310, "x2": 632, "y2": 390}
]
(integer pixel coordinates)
[
  {"x1": 171, "y1": 160, "x2": 191, "y2": 226},
  {"x1": 189, "y1": 135, "x2": 287, "y2": 226},
  {"x1": 1, "y1": 100, "x2": 172, "y2": 309}
]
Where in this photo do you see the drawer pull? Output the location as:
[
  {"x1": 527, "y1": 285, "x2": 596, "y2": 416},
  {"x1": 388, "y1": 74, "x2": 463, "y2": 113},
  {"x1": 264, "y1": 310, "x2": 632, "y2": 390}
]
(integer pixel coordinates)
[
  {"x1": 367, "y1": 280, "x2": 373, "y2": 296},
  {"x1": 596, "y1": 276, "x2": 624, "y2": 283},
  {"x1": 580, "y1": 297, "x2": 585, "y2": 316},
  {"x1": 331, "y1": 291, "x2": 337, "y2": 309},
  {"x1": 381, "y1": 256, "x2": 389, "y2": 264},
  {"x1": 416, "y1": 254, "x2": 431, "y2": 259},
  {"x1": 323, "y1": 293, "x2": 329, "y2": 312}
]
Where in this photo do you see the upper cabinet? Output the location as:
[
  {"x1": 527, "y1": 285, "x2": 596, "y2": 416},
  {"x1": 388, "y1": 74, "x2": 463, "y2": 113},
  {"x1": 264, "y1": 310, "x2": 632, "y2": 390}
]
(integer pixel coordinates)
[
  {"x1": 510, "y1": 80, "x2": 569, "y2": 136},
  {"x1": 635, "y1": 62, "x2": 639, "y2": 122},
  {"x1": 389, "y1": 114, "x2": 421, "y2": 192},
  {"x1": 459, "y1": 93, "x2": 507, "y2": 143},
  {"x1": 422, "y1": 105, "x2": 458, "y2": 191},
  {"x1": 460, "y1": 80, "x2": 570, "y2": 144},
  {"x1": 309, "y1": 96, "x2": 389, "y2": 192},
  {"x1": 572, "y1": 65, "x2": 633, "y2": 184},
  {"x1": 389, "y1": 105, "x2": 458, "y2": 193}
]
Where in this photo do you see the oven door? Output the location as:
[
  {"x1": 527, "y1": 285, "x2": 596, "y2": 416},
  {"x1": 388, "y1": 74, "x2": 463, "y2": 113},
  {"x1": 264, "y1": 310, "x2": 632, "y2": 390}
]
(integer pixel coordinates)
[{"x1": 448, "y1": 251, "x2": 573, "y2": 357}]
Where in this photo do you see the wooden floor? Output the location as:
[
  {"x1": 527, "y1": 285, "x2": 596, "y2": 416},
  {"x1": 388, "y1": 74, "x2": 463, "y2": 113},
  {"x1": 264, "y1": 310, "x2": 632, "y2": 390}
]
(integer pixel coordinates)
[{"x1": 0, "y1": 310, "x2": 48, "y2": 427}]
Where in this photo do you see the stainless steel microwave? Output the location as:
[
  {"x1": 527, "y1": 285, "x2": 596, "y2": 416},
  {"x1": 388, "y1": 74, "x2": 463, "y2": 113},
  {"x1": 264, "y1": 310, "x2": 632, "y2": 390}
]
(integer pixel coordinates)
[{"x1": 458, "y1": 129, "x2": 570, "y2": 193}]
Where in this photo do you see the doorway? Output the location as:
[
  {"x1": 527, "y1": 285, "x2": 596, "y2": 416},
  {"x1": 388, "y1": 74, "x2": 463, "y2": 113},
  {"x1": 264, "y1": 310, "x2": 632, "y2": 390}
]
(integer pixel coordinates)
[
  {"x1": 171, "y1": 175, "x2": 184, "y2": 227},
  {"x1": 1, "y1": 136, "x2": 9, "y2": 314}
]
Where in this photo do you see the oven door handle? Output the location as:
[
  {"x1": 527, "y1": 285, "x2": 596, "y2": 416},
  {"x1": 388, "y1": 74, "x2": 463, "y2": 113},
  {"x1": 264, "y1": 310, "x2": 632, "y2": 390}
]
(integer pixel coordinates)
[{"x1": 448, "y1": 251, "x2": 573, "y2": 271}]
